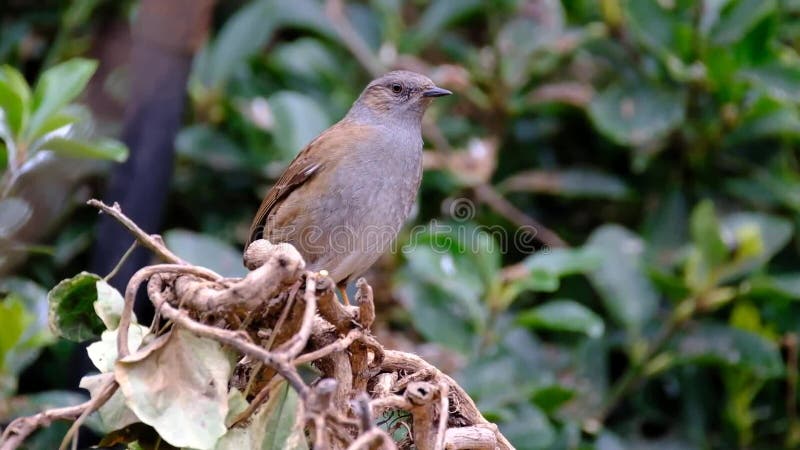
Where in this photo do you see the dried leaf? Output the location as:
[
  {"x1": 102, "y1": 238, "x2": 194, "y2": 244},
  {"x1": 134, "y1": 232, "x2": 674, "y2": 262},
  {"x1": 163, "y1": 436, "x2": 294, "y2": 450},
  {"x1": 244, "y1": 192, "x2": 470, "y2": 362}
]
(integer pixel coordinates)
[{"x1": 115, "y1": 329, "x2": 233, "y2": 450}]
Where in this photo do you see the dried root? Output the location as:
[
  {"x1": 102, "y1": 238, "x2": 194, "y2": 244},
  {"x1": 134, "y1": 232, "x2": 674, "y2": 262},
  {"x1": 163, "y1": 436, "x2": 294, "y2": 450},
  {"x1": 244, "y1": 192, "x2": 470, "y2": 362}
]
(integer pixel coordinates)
[{"x1": 0, "y1": 200, "x2": 512, "y2": 450}]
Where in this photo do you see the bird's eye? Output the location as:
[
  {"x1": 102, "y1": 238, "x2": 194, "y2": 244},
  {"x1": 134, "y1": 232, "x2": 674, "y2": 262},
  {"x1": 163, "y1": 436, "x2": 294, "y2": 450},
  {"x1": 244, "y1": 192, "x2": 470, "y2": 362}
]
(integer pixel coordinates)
[{"x1": 390, "y1": 83, "x2": 403, "y2": 94}]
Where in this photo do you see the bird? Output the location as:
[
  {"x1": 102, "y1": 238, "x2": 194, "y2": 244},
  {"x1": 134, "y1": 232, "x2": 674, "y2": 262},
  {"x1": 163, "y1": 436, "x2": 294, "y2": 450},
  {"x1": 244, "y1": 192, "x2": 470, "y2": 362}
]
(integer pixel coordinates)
[{"x1": 244, "y1": 70, "x2": 451, "y2": 304}]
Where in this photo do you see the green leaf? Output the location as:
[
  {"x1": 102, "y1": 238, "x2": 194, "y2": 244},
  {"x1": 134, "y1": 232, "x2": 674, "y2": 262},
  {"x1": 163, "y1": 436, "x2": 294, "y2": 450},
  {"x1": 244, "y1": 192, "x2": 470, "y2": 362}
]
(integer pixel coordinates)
[
  {"x1": 644, "y1": 189, "x2": 688, "y2": 268},
  {"x1": 406, "y1": 0, "x2": 483, "y2": 51},
  {"x1": 690, "y1": 200, "x2": 728, "y2": 268},
  {"x1": 674, "y1": 323, "x2": 783, "y2": 378},
  {"x1": 47, "y1": 272, "x2": 105, "y2": 342},
  {"x1": 741, "y1": 62, "x2": 800, "y2": 103},
  {"x1": 503, "y1": 248, "x2": 601, "y2": 306},
  {"x1": 0, "y1": 296, "x2": 32, "y2": 372},
  {"x1": 116, "y1": 329, "x2": 233, "y2": 449},
  {"x1": 396, "y1": 223, "x2": 498, "y2": 351},
  {"x1": 588, "y1": 82, "x2": 686, "y2": 147},
  {"x1": 193, "y1": 0, "x2": 277, "y2": 89},
  {"x1": 26, "y1": 58, "x2": 97, "y2": 141},
  {"x1": 710, "y1": 0, "x2": 776, "y2": 45},
  {"x1": 500, "y1": 169, "x2": 630, "y2": 200},
  {"x1": 721, "y1": 211, "x2": 793, "y2": 275},
  {"x1": 499, "y1": 403, "x2": 556, "y2": 450},
  {"x1": 586, "y1": 225, "x2": 659, "y2": 333},
  {"x1": 175, "y1": 125, "x2": 248, "y2": 171},
  {"x1": 164, "y1": 229, "x2": 247, "y2": 278},
  {"x1": 530, "y1": 384, "x2": 575, "y2": 415},
  {"x1": 0, "y1": 277, "x2": 54, "y2": 378},
  {"x1": 726, "y1": 97, "x2": 800, "y2": 144},
  {"x1": 518, "y1": 299, "x2": 604, "y2": 338},
  {"x1": 0, "y1": 65, "x2": 32, "y2": 137},
  {"x1": 748, "y1": 273, "x2": 800, "y2": 301},
  {"x1": 216, "y1": 380, "x2": 308, "y2": 450},
  {"x1": 267, "y1": 91, "x2": 331, "y2": 160},
  {"x1": 523, "y1": 248, "x2": 601, "y2": 279},
  {"x1": 0, "y1": 197, "x2": 32, "y2": 238},
  {"x1": 40, "y1": 137, "x2": 128, "y2": 162},
  {"x1": 193, "y1": 0, "x2": 337, "y2": 89},
  {"x1": 394, "y1": 268, "x2": 477, "y2": 353},
  {"x1": 625, "y1": 0, "x2": 693, "y2": 60},
  {"x1": 270, "y1": 38, "x2": 340, "y2": 83},
  {"x1": 497, "y1": 12, "x2": 565, "y2": 87},
  {"x1": 29, "y1": 111, "x2": 82, "y2": 141}
]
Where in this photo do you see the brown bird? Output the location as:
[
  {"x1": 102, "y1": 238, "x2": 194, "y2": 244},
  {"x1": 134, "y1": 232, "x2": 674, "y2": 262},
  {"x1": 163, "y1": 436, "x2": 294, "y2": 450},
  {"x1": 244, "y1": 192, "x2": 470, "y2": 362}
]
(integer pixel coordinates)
[{"x1": 244, "y1": 70, "x2": 451, "y2": 303}]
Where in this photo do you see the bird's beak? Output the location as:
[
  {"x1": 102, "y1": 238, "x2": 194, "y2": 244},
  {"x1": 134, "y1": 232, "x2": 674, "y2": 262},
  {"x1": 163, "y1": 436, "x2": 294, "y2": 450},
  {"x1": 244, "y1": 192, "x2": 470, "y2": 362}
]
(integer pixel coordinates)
[{"x1": 422, "y1": 86, "x2": 452, "y2": 97}]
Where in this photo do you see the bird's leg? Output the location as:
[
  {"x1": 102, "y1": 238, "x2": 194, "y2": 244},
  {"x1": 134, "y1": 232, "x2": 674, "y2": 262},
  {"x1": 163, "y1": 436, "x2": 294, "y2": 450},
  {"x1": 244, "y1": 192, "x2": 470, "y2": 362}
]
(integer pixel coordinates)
[{"x1": 337, "y1": 280, "x2": 351, "y2": 306}]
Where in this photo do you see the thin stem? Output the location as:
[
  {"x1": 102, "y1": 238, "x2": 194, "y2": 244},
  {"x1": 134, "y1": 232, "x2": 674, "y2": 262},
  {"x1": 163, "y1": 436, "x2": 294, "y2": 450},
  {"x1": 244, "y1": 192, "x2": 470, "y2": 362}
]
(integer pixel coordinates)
[
  {"x1": 104, "y1": 240, "x2": 138, "y2": 281},
  {"x1": 58, "y1": 379, "x2": 118, "y2": 450},
  {"x1": 594, "y1": 314, "x2": 685, "y2": 425},
  {"x1": 87, "y1": 199, "x2": 186, "y2": 265},
  {"x1": 474, "y1": 183, "x2": 567, "y2": 248}
]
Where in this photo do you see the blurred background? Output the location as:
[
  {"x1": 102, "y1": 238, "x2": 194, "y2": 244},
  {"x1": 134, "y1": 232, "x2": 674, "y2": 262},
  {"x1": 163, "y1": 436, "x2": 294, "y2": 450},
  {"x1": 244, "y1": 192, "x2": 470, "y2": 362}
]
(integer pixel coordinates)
[{"x1": 2, "y1": 0, "x2": 800, "y2": 448}]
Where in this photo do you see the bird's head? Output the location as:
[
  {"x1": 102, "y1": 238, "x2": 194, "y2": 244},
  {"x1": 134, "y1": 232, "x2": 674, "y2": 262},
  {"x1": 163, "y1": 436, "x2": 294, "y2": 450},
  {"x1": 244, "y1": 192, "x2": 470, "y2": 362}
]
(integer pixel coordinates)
[{"x1": 350, "y1": 70, "x2": 451, "y2": 123}]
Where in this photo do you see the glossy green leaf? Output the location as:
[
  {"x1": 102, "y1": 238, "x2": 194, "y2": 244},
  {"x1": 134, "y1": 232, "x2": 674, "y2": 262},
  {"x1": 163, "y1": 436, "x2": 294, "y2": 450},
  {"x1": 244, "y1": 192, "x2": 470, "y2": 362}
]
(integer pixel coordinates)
[
  {"x1": 523, "y1": 248, "x2": 600, "y2": 279},
  {"x1": 0, "y1": 65, "x2": 31, "y2": 137},
  {"x1": 267, "y1": 91, "x2": 331, "y2": 160},
  {"x1": 748, "y1": 273, "x2": 800, "y2": 301},
  {"x1": 193, "y1": 0, "x2": 337, "y2": 89},
  {"x1": 0, "y1": 295, "x2": 32, "y2": 372},
  {"x1": 588, "y1": 82, "x2": 686, "y2": 147},
  {"x1": 518, "y1": 299, "x2": 604, "y2": 338},
  {"x1": 394, "y1": 268, "x2": 478, "y2": 353},
  {"x1": 710, "y1": 0, "x2": 776, "y2": 45},
  {"x1": 499, "y1": 403, "x2": 556, "y2": 450},
  {"x1": 741, "y1": 62, "x2": 800, "y2": 103},
  {"x1": 41, "y1": 137, "x2": 128, "y2": 162},
  {"x1": 497, "y1": 12, "x2": 564, "y2": 87},
  {"x1": 175, "y1": 125, "x2": 248, "y2": 171},
  {"x1": 720, "y1": 211, "x2": 793, "y2": 275},
  {"x1": 116, "y1": 329, "x2": 232, "y2": 449},
  {"x1": 164, "y1": 229, "x2": 247, "y2": 278},
  {"x1": 407, "y1": 0, "x2": 483, "y2": 51},
  {"x1": 271, "y1": 38, "x2": 341, "y2": 83},
  {"x1": 47, "y1": 272, "x2": 105, "y2": 342},
  {"x1": 397, "y1": 223, "x2": 497, "y2": 349},
  {"x1": 0, "y1": 277, "x2": 54, "y2": 377},
  {"x1": 193, "y1": 0, "x2": 277, "y2": 89},
  {"x1": 586, "y1": 225, "x2": 658, "y2": 333},
  {"x1": 530, "y1": 384, "x2": 575, "y2": 415},
  {"x1": 674, "y1": 323, "x2": 783, "y2": 378},
  {"x1": 503, "y1": 248, "x2": 601, "y2": 306},
  {"x1": 625, "y1": 0, "x2": 692, "y2": 60},
  {"x1": 26, "y1": 58, "x2": 97, "y2": 141},
  {"x1": 690, "y1": 200, "x2": 728, "y2": 268}
]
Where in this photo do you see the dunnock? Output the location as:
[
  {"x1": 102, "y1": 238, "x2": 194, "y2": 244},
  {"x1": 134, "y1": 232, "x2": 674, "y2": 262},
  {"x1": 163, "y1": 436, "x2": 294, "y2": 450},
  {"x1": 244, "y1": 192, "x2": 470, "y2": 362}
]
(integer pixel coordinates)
[{"x1": 244, "y1": 71, "x2": 451, "y2": 301}]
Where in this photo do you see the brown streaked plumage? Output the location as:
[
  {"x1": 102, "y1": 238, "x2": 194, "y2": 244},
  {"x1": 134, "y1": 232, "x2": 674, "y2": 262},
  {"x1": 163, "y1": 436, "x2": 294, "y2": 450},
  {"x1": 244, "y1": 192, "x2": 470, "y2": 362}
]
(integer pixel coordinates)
[{"x1": 245, "y1": 71, "x2": 451, "y2": 297}]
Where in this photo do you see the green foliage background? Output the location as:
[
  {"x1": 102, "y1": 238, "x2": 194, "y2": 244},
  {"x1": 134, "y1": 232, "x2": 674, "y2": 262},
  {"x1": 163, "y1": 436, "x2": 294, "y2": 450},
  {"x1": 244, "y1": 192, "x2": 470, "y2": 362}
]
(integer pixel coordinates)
[{"x1": 3, "y1": 0, "x2": 800, "y2": 449}]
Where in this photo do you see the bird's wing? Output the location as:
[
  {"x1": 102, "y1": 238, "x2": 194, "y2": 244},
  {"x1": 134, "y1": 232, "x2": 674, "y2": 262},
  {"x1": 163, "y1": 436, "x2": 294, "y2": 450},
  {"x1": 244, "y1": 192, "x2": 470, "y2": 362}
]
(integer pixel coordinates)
[{"x1": 245, "y1": 120, "x2": 371, "y2": 249}]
